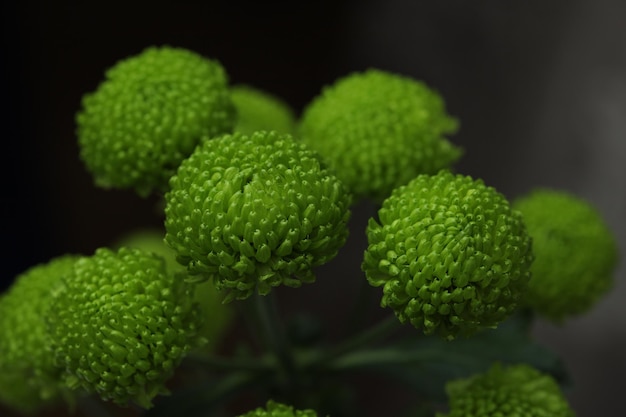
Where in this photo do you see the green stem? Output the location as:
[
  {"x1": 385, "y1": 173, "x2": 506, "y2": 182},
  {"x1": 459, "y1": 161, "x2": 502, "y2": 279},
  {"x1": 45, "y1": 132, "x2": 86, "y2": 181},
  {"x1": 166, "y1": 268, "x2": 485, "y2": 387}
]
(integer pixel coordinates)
[
  {"x1": 252, "y1": 291, "x2": 296, "y2": 379},
  {"x1": 344, "y1": 274, "x2": 372, "y2": 333},
  {"x1": 207, "y1": 371, "x2": 265, "y2": 403},
  {"x1": 344, "y1": 202, "x2": 380, "y2": 333},
  {"x1": 307, "y1": 314, "x2": 401, "y2": 369},
  {"x1": 327, "y1": 347, "x2": 473, "y2": 371},
  {"x1": 143, "y1": 368, "x2": 270, "y2": 417},
  {"x1": 185, "y1": 351, "x2": 274, "y2": 372}
]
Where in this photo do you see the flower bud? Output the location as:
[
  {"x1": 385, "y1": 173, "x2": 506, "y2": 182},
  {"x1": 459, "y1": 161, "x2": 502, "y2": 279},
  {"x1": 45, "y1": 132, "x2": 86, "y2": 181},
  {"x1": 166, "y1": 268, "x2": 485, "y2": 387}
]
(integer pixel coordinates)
[
  {"x1": 238, "y1": 400, "x2": 318, "y2": 417},
  {"x1": 114, "y1": 229, "x2": 233, "y2": 352},
  {"x1": 513, "y1": 189, "x2": 618, "y2": 321},
  {"x1": 77, "y1": 46, "x2": 235, "y2": 196},
  {"x1": 363, "y1": 171, "x2": 533, "y2": 339},
  {"x1": 165, "y1": 131, "x2": 351, "y2": 301},
  {"x1": 437, "y1": 363, "x2": 574, "y2": 417},
  {"x1": 0, "y1": 255, "x2": 78, "y2": 413},
  {"x1": 49, "y1": 247, "x2": 203, "y2": 408},
  {"x1": 231, "y1": 84, "x2": 296, "y2": 135},
  {"x1": 299, "y1": 69, "x2": 461, "y2": 202}
]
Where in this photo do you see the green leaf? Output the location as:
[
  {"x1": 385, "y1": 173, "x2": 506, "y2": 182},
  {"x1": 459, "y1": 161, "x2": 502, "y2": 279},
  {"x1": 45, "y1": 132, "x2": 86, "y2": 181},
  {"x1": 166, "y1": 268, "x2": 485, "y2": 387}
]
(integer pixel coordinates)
[
  {"x1": 329, "y1": 312, "x2": 568, "y2": 403},
  {"x1": 142, "y1": 372, "x2": 260, "y2": 417}
]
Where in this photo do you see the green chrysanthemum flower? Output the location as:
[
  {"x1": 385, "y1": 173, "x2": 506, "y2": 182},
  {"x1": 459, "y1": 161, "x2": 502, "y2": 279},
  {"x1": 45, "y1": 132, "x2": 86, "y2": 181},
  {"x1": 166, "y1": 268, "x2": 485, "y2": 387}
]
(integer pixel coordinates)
[
  {"x1": 362, "y1": 171, "x2": 533, "y2": 339},
  {"x1": 238, "y1": 400, "x2": 318, "y2": 417},
  {"x1": 231, "y1": 84, "x2": 296, "y2": 135},
  {"x1": 437, "y1": 363, "x2": 574, "y2": 417},
  {"x1": 299, "y1": 69, "x2": 461, "y2": 202},
  {"x1": 114, "y1": 229, "x2": 233, "y2": 352},
  {"x1": 49, "y1": 247, "x2": 203, "y2": 408},
  {"x1": 0, "y1": 256, "x2": 78, "y2": 414},
  {"x1": 513, "y1": 189, "x2": 618, "y2": 321},
  {"x1": 113, "y1": 229, "x2": 184, "y2": 275},
  {"x1": 77, "y1": 46, "x2": 236, "y2": 196},
  {"x1": 165, "y1": 130, "x2": 351, "y2": 301}
]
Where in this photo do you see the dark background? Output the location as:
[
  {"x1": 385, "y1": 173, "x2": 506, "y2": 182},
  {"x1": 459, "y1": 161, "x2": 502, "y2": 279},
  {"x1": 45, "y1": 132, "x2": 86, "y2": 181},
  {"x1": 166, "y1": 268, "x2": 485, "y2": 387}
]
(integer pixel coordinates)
[{"x1": 2, "y1": 1, "x2": 625, "y2": 416}]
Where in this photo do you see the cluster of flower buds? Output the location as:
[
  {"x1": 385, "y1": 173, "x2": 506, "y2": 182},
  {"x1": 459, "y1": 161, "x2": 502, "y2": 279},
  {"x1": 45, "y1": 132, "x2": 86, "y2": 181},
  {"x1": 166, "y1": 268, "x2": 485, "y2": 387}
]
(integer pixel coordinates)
[
  {"x1": 0, "y1": 247, "x2": 204, "y2": 411},
  {"x1": 2, "y1": 44, "x2": 617, "y2": 415}
]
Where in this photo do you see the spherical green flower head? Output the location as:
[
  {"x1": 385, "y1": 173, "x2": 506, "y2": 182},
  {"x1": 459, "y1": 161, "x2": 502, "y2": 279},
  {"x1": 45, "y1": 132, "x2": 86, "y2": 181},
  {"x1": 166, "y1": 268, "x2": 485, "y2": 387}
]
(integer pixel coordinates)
[
  {"x1": 113, "y1": 229, "x2": 182, "y2": 275},
  {"x1": 437, "y1": 363, "x2": 574, "y2": 417},
  {"x1": 299, "y1": 69, "x2": 461, "y2": 202},
  {"x1": 513, "y1": 189, "x2": 618, "y2": 321},
  {"x1": 0, "y1": 255, "x2": 78, "y2": 414},
  {"x1": 114, "y1": 229, "x2": 234, "y2": 352},
  {"x1": 77, "y1": 46, "x2": 236, "y2": 196},
  {"x1": 231, "y1": 84, "x2": 296, "y2": 135},
  {"x1": 49, "y1": 247, "x2": 203, "y2": 408},
  {"x1": 362, "y1": 171, "x2": 533, "y2": 339},
  {"x1": 165, "y1": 130, "x2": 351, "y2": 301},
  {"x1": 238, "y1": 400, "x2": 318, "y2": 417}
]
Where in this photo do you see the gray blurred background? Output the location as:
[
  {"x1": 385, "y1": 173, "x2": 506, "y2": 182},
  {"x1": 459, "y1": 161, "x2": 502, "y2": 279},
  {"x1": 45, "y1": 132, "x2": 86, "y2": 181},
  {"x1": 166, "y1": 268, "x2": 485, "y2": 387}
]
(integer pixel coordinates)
[
  {"x1": 2, "y1": 1, "x2": 625, "y2": 416},
  {"x1": 346, "y1": 2, "x2": 626, "y2": 415}
]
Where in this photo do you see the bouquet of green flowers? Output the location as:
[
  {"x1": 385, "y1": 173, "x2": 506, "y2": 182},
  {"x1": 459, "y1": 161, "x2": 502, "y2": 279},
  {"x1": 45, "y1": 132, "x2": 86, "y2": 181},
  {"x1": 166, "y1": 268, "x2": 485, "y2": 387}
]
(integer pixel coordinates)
[{"x1": 1, "y1": 46, "x2": 618, "y2": 417}]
